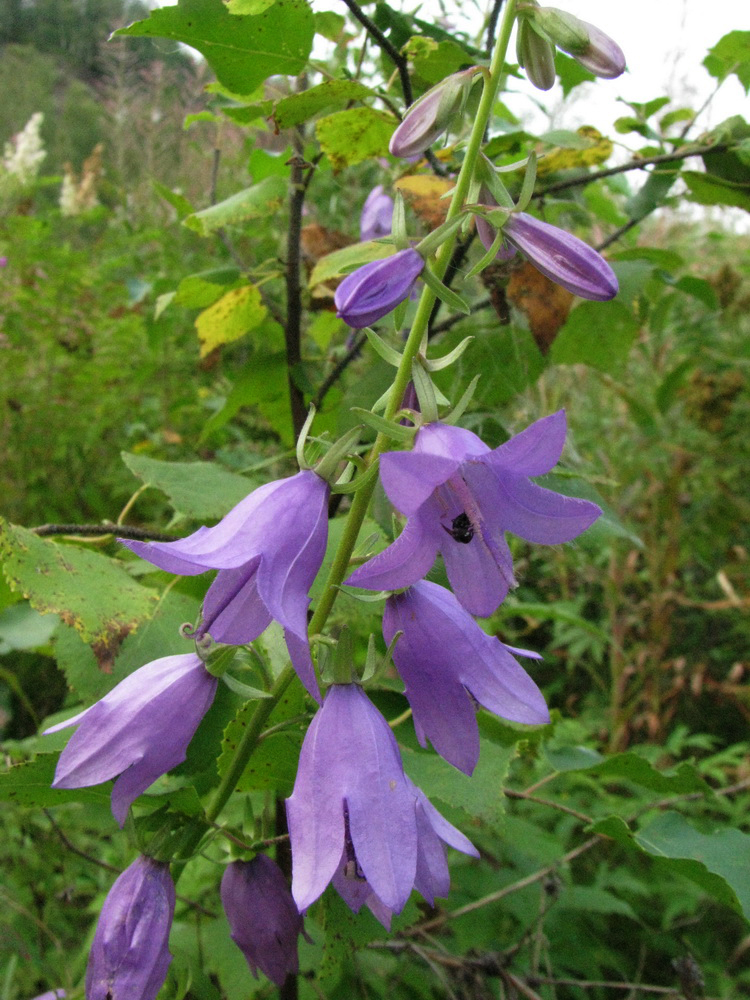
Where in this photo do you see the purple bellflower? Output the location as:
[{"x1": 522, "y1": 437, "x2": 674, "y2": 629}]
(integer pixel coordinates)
[
  {"x1": 335, "y1": 248, "x2": 424, "y2": 329},
  {"x1": 45, "y1": 653, "x2": 217, "y2": 827},
  {"x1": 28, "y1": 993, "x2": 66, "y2": 1000},
  {"x1": 389, "y1": 68, "x2": 478, "y2": 158},
  {"x1": 286, "y1": 683, "x2": 476, "y2": 916},
  {"x1": 85, "y1": 855, "x2": 175, "y2": 1000},
  {"x1": 360, "y1": 185, "x2": 394, "y2": 242},
  {"x1": 534, "y1": 7, "x2": 625, "y2": 79},
  {"x1": 347, "y1": 411, "x2": 601, "y2": 618},
  {"x1": 384, "y1": 580, "x2": 549, "y2": 774},
  {"x1": 477, "y1": 201, "x2": 618, "y2": 301},
  {"x1": 120, "y1": 470, "x2": 329, "y2": 701},
  {"x1": 221, "y1": 856, "x2": 303, "y2": 987}
]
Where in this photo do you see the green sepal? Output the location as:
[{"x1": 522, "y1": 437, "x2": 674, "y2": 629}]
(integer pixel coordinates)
[
  {"x1": 420, "y1": 265, "x2": 471, "y2": 314},
  {"x1": 221, "y1": 674, "x2": 272, "y2": 700},
  {"x1": 314, "y1": 425, "x2": 363, "y2": 483},
  {"x1": 516, "y1": 150, "x2": 538, "y2": 212},
  {"x1": 391, "y1": 190, "x2": 409, "y2": 251},
  {"x1": 202, "y1": 644, "x2": 240, "y2": 678},
  {"x1": 465, "y1": 228, "x2": 507, "y2": 277},
  {"x1": 415, "y1": 213, "x2": 467, "y2": 258},
  {"x1": 365, "y1": 328, "x2": 404, "y2": 367},
  {"x1": 350, "y1": 407, "x2": 417, "y2": 443},
  {"x1": 330, "y1": 460, "x2": 380, "y2": 495},
  {"x1": 423, "y1": 336, "x2": 474, "y2": 371},
  {"x1": 295, "y1": 404, "x2": 317, "y2": 470},
  {"x1": 442, "y1": 374, "x2": 481, "y2": 424},
  {"x1": 411, "y1": 359, "x2": 439, "y2": 423}
]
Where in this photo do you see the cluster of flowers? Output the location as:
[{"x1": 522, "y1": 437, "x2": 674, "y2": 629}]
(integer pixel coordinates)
[
  {"x1": 44, "y1": 411, "x2": 599, "y2": 996},
  {"x1": 335, "y1": 6, "x2": 623, "y2": 330},
  {"x1": 1, "y1": 112, "x2": 46, "y2": 190},
  {"x1": 40, "y1": 9, "x2": 619, "y2": 996}
]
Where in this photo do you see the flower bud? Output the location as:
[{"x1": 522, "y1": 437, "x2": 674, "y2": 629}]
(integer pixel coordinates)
[
  {"x1": 334, "y1": 248, "x2": 424, "y2": 328},
  {"x1": 516, "y1": 18, "x2": 556, "y2": 91},
  {"x1": 389, "y1": 68, "x2": 479, "y2": 158},
  {"x1": 503, "y1": 213, "x2": 618, "y2": 301},
  {"x1": 533, "y1": 7, "x2": 625, "y2": 79},
  {"x1": 85, "y1": 856, "x2": 175, "y2": 1000},
  {"x1": 476, "y1": 189, "x2": 518, "y2": 261},
  {"x1": 360, "y1": 185, "x2": 394, "y2": 241},
  {"x1": 221, "y1": 856, "x2": 303, "y2": 987}
]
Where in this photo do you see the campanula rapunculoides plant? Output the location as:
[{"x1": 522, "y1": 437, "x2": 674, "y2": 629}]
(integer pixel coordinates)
[{"x1": 33, "y1": 1, "x2": 637, "y2": 994}]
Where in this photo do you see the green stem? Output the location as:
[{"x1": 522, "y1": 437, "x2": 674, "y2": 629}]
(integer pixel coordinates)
[
  {"x1": 309, "y1": 0, "x2": 518, "y2": 636},
  {"x1": 180, "y1": 0, "x2": 519, "y2": 856}
]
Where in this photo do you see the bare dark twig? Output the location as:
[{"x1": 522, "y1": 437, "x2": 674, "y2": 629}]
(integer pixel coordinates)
[
  {"x1": 312, "y1": 332, "x2": 367, "y2": 410},
  {"x1": 339, "y1": 0, "x2": 413, "y2": 105},
  {"x1": 285, "y1": 127, "x2": 313, "y2": 441},
  {"x1": 485, "y1": 0, "x2": 505, "y2": 59},
  {"x1": 32, "y1": 523, "x2": 177, "y2": 542}
]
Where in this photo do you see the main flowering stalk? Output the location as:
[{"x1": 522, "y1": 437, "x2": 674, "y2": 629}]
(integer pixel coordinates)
[{"x1": 308, "y1": 0, "x2": 520, "y2": 637}]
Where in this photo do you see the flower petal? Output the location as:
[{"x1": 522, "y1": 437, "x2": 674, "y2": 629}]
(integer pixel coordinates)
[
  {"x1": 346, "y1": 510, "x2": 439, "y2": 593},
  {"x1": 380, "y1": 451, "x2": 461, "y2": 515},
  {"x1": 200, "y1": 558, "x2": 271, "y2": 645},
  {"x1": 487, "y1": 411, "x2": 567, "y2": 477}
]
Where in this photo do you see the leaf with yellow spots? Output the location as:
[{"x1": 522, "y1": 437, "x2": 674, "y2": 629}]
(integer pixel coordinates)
[
  {"x1": 315, "y1": 108, "x2": 396, "y2": 170},
  {"x1": 394, "y1": 175, "x2": 455, "y2": 228},
  {"x1": 195, "y1": 284, "x2": 267, "y2": 358},
  {"x1": 537, "y1": 126, "x2": 613, "y2": 175}
]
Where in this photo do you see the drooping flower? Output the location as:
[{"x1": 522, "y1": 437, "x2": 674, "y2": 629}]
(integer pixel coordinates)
[
  {"x1": 502, "y1": 213, "x2": 618, "y2": 300},
  {"x1": 120, "y1": 470, "x2": 329, "y2": 700},
  {"x1": 532, "y1": 7, "x2": 625, "y2": 79},
  {"x1": 389, "y1": 68, "x2": 479, "y2": 158},
  {"x1": 85, "y1": 855, "x2": 175, "y2": 1000},
  {"x1": 384, "y1": 580, "x2": 549, "y2": 774},
  {"x1": 347, "y1": 411, "x2": 601, "y2": 618},
  {"x1": 360, "y1": 185, "x2": 394, "y2": 242},
  {"x1": 45, "y1": 653, "x2": 217, "y2": 826},
  {"x1": 334, "y1": 248, "x2": 425, "y2": 329},
  {"x1": 286, "y1": 683, "x2": 477, "y2": 916},
  {"x1": 221, "y1": 856, "x2": 303, "y2": 987}
]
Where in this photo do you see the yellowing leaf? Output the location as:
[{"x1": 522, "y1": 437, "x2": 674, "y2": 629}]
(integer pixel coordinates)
[
  {"x1": 394, "y1": 175, "x2": 455, "y2": 227},
  {"x1": 537, "y1": 126, "x2": 613, "y2": 175},
  {"x1": 316, "y1": 108, "x2": 396, "y2": 170},
  {"x1": 195, "y1": 284, "x2": 267, "y2": 357}
]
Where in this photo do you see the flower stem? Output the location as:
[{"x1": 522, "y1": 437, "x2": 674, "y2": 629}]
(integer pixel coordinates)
[{"x1": 309, "y1": 0, "x2": 518, "y2": 636}]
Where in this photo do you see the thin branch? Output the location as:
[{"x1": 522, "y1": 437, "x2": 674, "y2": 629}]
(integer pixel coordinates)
[
  {"x1": 528, "y1": 976, "x2": 715, "y2": 996},
  {"x1": 534, "y1": 141, "x2": 729, "y2": 200},
  {"x1": 285, "y1": 126, "x2": 313, "y2": 441},
  {"x1": 429, "y1": 296, "x2": 492, "y2": 336},
  {"x1": 312, "y1": 332, "x2": 367, "y2": 410},
  {"x1": 31, "y1": 523, "x2": 177, "y2": 542},
  {"x1": 485, "y1": 0, "x2": 505, "y2": 58},
  {"x1": 503, "y1": 787, "x2": 593, "y2": 824},
  {"x1": 407, "y1": 837, "x2": 599, "y2": 935},
  {"x1": 339, "y1": 0, "x2": 413, "y2": 105}
]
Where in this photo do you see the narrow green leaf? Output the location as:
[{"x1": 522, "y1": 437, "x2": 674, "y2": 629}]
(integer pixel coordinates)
[{"x1": 183, "y1": 176, "x2": 287, "y2": 235}]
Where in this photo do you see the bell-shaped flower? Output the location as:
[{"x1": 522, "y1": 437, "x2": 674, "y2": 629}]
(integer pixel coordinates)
[
  {"x1": 533, "y1": 7, "x2": 625, "y2": 79},
  {"x1": 347, "y1": 411, "x2": 601, "y2": 618},
  {"x1": 335, "y1": 248, "x2": 424, "y2": 329},
  {"x1": 85, "y1": 855, "x2": 175, "y2": 1000},
  {"x1": 120, "y1": 470, "x2": 329, "y2": 700},
  {"x1": 389, "y1": 68, "x2": 479, "y2": 158},
  {"x1": 221, "y1": 856, "x2": 303, "y2": 987},
  {"x1": 360, "y1": 185, "x2": 394, "y2": 242},
  {"x1": 45, "y1": 653, "x2": 217, "y2": 826},
  {"x1": 502, "y1": 213, "x2": 618, "y2": 300},
  {"x1": 286, "y1": 683, "x2": 477, "y2": 916},
  {"x1": 384, "y1": 581, "x2": 549, "y2": 774}
]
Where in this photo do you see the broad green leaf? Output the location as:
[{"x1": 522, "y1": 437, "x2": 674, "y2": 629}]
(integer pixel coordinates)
[
  {"x1": 198, "y1": 350, "x2": 293, "y2": 445},
  {"x1": 272, "y1": 80, "x2": 375, "y2": 131},
  {"x1": 0, "y1": 602, "x2": 57, "y2": 654},
  {"x1": 315, "y1": 11, "x2": 346, "y2": 42},
  {"x1": 316, "y1": 108, "x2": 396, "y2": 170},
  {"x1": 549, "y1": 300, "x2": 639, "y2": 374},
  {"x1": 183, "y1": 175, "x2": 287, "y2": 235},
  {"x1": 195, "y1": 284, "x2": 267, "y2": 357},
  {"x1": 555, "y1": 51, "x2": 595, "y2": 96},
  {"x1": 545, "y1": 744, "x2": 604, "y2": 771},
  {"x1": 308, "y1": 240, "x2": 394, "y2": 288},
  {"x1": 703, "y1": 31, "x2": 750, "y2": 93},
  {"x1": 401, "y1": 739, "x2": 516, "y2": 830},
  {"x1": 683, "y1": 170, "x2": 750, "y2": 212},
  {"x1": 546, "y1": 747, "x2": 711, "y2": 797},
  {"x1": 116, "y1": 0, "x2": 314, "y2": 96},
  {"x1": 152, "y1": 180, "x2": 194, "y2": 219},
  {"x1": 173, "y1": 268, "x2": 242, "y2": 309},
  {"x1": 226, "y1": 0, "x2": 277, "y2": 13},
  {"x1": 0, "y1": 753, "x2": 111, "y2": 808},
  {"x1": 0, "y1": 518, "x2": 155, "y2": 656},
  {"x1": 121, "y1": 453, "x2": 254, "y2": 520},
  {"x1": 675, "y1": 275, "x2": 718, "y2": 309},
  {"x1": 625, "y1": 160, "x2": 681, "y2": 220},
  {"x1": 217, "y1": 676, "x2": 307, "y2": 794},
  {"x1": 404, "y1": 35, "x2": 473, "y2": 86}
]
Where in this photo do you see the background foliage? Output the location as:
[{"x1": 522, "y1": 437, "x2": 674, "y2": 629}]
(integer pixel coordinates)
[{"x1": 1, "y1": 1, "x2": 749, "y2": 998}]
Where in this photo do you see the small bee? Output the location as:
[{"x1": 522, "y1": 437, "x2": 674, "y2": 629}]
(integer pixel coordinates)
[{"x1": 442, "y1": 512, "x2": 474, "y2": 544}]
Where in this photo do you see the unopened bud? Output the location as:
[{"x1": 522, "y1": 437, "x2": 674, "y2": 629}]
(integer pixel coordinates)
[
  {"x1": 389, "y1": 68, "x2": 480, "y2": 158},
  {"x1": 533, "y1": 7, "x2": 625, "y2": 79},
  {"x1": 476, "y1": 189, "x2": 518, "y2": 261},
  {"x1": 516, "y1": 17, "x2": 556, "y2": 91},
  {"x1": 504, "y1": 213, "x2": 618, "y2": 301},
  {"x1": 335, "y1": 248, "x2": 424, "y2": 328}
]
